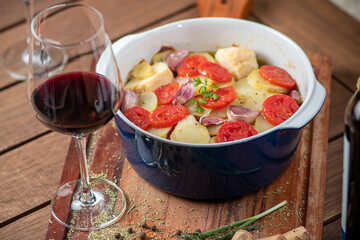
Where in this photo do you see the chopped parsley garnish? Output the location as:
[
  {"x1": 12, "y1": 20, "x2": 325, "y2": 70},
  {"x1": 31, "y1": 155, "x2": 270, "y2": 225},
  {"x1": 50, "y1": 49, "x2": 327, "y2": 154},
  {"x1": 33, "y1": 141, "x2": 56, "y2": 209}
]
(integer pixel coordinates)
[{"x1": 187, "y1": 77, "x2": 219, "y2": 113}]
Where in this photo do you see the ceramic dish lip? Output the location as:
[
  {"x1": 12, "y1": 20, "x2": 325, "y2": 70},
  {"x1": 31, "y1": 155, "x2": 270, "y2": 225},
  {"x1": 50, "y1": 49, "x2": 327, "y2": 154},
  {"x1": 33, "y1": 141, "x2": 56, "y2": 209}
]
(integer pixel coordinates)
[{"x1": 112, "y1": 17, "x2": 326, "y2": 148}]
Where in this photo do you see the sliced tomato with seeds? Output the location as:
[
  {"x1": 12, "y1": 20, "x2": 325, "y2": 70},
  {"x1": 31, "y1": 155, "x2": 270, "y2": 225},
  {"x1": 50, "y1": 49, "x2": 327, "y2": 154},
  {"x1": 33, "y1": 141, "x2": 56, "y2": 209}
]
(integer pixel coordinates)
[
  {"x1": 176, "y1": 55, "x2": 208, "y2": 77},
  {"x1": 197, "y1": 86, "x2": 237, "y2": 109},
  {"x1": 262, "y1": 94, "x2": 299, "y2": 126},
  {"x1": 154, "y1": 81, "x2": 180, "y2": 105},
  {"x1": 217, "y1": 122, "x2": 258, "y2": 143},
  {"x1": 149, "y1": 104, "x2": 189, "y2": 128},
  {"x1": 124, "y1": 106, "x2": 150, "y2": 130},
  {"x1": 198, "y1": 61, "x2": 232, "y2": 83},
  {"x1": 259, "y1": 65, "x2": 296, "y2": 89}
]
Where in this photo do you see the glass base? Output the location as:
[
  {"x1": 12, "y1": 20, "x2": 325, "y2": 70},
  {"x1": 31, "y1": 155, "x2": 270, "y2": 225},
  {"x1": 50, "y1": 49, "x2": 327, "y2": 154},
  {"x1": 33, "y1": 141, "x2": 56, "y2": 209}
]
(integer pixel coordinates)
[
  {"x1": 1, "y1": 40, "x2": 68, "y2": 81},
  {"x1": 51, "y1": 178, "x2": 126, "y2": 231}
]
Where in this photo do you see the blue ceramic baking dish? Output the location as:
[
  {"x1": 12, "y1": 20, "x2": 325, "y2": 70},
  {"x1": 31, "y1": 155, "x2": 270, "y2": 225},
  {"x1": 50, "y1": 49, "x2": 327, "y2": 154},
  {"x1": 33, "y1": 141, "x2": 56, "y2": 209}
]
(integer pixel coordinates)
[{"x1": 103, "y1": 18, "x2": 326, "y2": 199}]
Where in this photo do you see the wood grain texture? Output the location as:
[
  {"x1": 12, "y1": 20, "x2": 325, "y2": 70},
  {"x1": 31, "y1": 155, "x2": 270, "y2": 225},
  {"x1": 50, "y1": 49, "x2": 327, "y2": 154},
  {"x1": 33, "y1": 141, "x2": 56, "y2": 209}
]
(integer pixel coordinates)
[
  {"x1": 0, "y1": 24, "x2": 27, "y2": 88},
  {"x1": 0, "y1": 206, "x2": 51, "y2": 240},
  {"x1": 324, "y1": 137, "x2": 344, "y2": 223},
  {"x1": 0, "y1": 0, "x2": 75, "y2": 31},
  {"x1": 0, "y1": 132, "x2": 69, "y2": 224},
  {"x1": 82, "y1": 0, "x2": 196, "y2": 41},
  {"x1": 328, "y1": 80, "x2": 352, "y2": 139},
  {"x1": 304, "y1": 53, "x2": 331, "y2": 239},
  {"x1": 251, "y1": 0, "x2": 360, "y2": 92},
  {"x1": 322, "y1": 218, "x2": 342, "y2": 240},
  {"x1": 46, "y1": 54, "x2": 331, "y2": 240},
  {"x1": 0, "y1": 82, "x2": 48, "y2": 153}
]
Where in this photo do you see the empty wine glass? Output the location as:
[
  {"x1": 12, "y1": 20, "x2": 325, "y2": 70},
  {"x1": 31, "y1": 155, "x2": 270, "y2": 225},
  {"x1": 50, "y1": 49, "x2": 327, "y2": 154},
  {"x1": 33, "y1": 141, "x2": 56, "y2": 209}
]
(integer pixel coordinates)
[
  {"x1": 2, "y1": 0, "x2": 67, "y2": 81},
  {"x1": 27, "y1": 3, "x2": 126, "y2": 230}
]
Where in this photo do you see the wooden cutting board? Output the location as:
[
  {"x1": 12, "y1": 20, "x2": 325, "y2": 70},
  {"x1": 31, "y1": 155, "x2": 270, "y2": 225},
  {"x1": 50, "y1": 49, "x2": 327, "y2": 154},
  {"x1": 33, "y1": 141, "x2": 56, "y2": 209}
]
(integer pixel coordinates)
[{"x1": 45, "y1": 53, "x2": 331, "y2": 240}]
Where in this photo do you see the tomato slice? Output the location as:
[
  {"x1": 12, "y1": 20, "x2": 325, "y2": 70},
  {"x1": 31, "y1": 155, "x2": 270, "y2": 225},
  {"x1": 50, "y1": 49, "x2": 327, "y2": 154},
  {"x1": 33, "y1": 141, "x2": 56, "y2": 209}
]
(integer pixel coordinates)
[
  {"x1": 176, "y1": 55, "x2": 208, "y2": 77},
  {"x1": 198, "y1": 61, "x2": 232, "y2": 83},
  {"x1": 197, "y1": 86, "x2": 237, "y2": 109},
  {"x1": 259, "y1": 65, "x2": 296, "y2": 89},
  {"x1": 217, "y1": 122, "x2": 258, "y2": 143},
  {"x1": 154, "y1": 81, "x2": 180, "y2": 105},
  {"x1": 124, "y1": 106, "x2": 150, "y2": 130},
  {"x1": 262, "y1": 94, "x2": 299, "y2": 126},
  {"x1": 149, "y1": 104, "x2": 189, "y2": 128}
]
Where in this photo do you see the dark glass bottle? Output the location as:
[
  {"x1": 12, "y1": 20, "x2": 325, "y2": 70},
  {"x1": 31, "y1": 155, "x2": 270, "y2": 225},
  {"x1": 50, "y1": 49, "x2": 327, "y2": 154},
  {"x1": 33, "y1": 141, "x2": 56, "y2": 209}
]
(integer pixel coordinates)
[{"x1": 342, "y1": 90, "x2": 360, "y2": 240}]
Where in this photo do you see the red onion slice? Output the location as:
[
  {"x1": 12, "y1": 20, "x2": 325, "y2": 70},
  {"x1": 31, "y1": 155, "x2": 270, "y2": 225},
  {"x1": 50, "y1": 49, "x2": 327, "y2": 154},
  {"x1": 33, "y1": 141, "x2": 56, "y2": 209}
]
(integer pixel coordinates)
[
  {"x1": 120, "y1": 90, "x2": 139, "y2": 112},
  {"x1": 227, "y1": 105, "x2": 260, "y2": 124},
  {"x1": 164, "y1": 49, "x2": 189, "y2": 71},
  {"x1": 289, "y1": 89, "x2": 302, "y2": 105},
  {"x1": 172, "y1": 78, "x2": 196, "y2": 105},
  {"x1": 199, "y1": 116, "x2": 229, "y2": 126}
]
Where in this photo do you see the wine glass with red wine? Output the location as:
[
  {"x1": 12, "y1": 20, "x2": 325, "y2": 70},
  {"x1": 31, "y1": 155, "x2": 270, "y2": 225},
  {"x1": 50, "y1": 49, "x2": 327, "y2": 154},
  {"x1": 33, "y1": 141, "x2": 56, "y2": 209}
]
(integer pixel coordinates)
[{"x1": 27, "y1": 3, "x2": 126, "y2": 230}]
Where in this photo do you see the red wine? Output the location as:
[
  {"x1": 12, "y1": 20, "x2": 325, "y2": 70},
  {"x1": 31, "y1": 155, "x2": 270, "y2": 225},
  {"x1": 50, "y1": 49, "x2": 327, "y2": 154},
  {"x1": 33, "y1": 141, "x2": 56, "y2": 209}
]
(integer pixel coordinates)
[
  {"x1": 31, "y1": 72, "x2": 121, "y2": 135},
  {"x1": 342, "y1": 90, "x2": 360, "y2": 240}
]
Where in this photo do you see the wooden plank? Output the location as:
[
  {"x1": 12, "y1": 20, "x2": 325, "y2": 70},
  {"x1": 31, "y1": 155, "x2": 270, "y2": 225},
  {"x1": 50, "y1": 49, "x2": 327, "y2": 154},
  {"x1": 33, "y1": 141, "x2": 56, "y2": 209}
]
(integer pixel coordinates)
[
  {"x1": 324, "y1": 137, "x2": 344, "y2": 223},
  {"x1": 0, "y1": 206, "x2": 51, "y2": 240},
  {"x1": 328, "y1": 80, "x2": 352, "y2": 139},
  {"x1": 251, "y1": 0, "x2": 360, "y2": 92},
  {"x1": 134, "y1": 4, "x2": 200, "y2": 33},
  {"x1": 84, "y1": 0, "x2": 196, "y2": 41},
  {"x1": 50, "y1": 53, "x2": 330, "y2": 239},
  {"x1": 0, "y1": 82, "x2": 48, "y2": 153},
  {"x1": 322, "y1": 218, "x2": 341, "y2": 240},
  {"x1": 304, "y1": 53, "x2": 331, "y2": 239},
  {"x1": 0, "y1": 23, "x2": 27, "y2": 88},
  {"x1": 0, "y1": 132, "x2": 69, "y2": 224},
  {"x1": 312, "y1": 57, "x2": 351, "y2": 140},
  {"x1": 0, "y1": 0, "x2": 75, "y2": 31}
]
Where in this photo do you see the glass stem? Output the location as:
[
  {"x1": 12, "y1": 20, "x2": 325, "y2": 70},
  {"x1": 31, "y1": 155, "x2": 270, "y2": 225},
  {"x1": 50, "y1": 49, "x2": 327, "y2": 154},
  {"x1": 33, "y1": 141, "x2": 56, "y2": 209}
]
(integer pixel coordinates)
[
  {"x1": 23, "y1": 0, "x2": 34, "y2": 45},
  {"x1": 74, "y1": 136, "x2": 95, "y2": 204}
]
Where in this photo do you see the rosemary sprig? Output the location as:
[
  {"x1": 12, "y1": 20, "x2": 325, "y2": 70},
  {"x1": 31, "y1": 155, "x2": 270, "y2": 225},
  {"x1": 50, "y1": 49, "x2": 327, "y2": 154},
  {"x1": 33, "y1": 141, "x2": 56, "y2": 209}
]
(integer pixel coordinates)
[
  {"x1": 187, "y1": 77, "x2": 219, "y2": 113},
  {"x1": 179, "y1": 200, "x2": 287, "y2": 240}
]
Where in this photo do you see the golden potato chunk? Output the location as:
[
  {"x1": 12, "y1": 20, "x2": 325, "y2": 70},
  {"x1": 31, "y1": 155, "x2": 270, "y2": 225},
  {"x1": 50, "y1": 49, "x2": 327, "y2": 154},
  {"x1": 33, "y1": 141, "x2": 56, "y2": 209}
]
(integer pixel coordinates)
[
  {"x1": 170, "y1": 115, "x2": 211, "y2": 143},
  {"x1": 247, "y1": 69, "x2": 289, "y2": 94},
  {"x1": 234, "y1": 77, "x2": 275, "y2": 112},
  {"x1": 138, "y1": 92, "x2": 158, "y2": 112},
  {"x1": 131, "y1": 61, "x2": 153, "y2": 80}
]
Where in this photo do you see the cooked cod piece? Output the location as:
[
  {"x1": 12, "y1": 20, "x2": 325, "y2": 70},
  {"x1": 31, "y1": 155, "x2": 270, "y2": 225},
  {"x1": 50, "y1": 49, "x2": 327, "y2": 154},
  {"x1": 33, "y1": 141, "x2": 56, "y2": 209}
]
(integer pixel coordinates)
[
  {"x1": 124, "y1": 62, "x2": 174, "y2": 93},
  {"x1": 215, "y1": 47, "x2": 258, "y2": 80}
]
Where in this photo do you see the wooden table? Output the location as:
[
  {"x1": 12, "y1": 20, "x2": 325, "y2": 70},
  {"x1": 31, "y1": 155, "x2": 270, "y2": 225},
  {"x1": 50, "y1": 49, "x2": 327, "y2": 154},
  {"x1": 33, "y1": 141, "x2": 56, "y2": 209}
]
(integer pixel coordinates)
[{"x1": 0, "y1": 0, "x2": 359, "y2": 239}]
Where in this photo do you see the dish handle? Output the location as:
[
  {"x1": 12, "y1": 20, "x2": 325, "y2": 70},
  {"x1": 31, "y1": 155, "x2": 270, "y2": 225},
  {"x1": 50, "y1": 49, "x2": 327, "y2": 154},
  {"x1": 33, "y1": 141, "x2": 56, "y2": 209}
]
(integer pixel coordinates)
[{"x1": 280, "y1": 79, "x2": 327, "y2": 130}]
